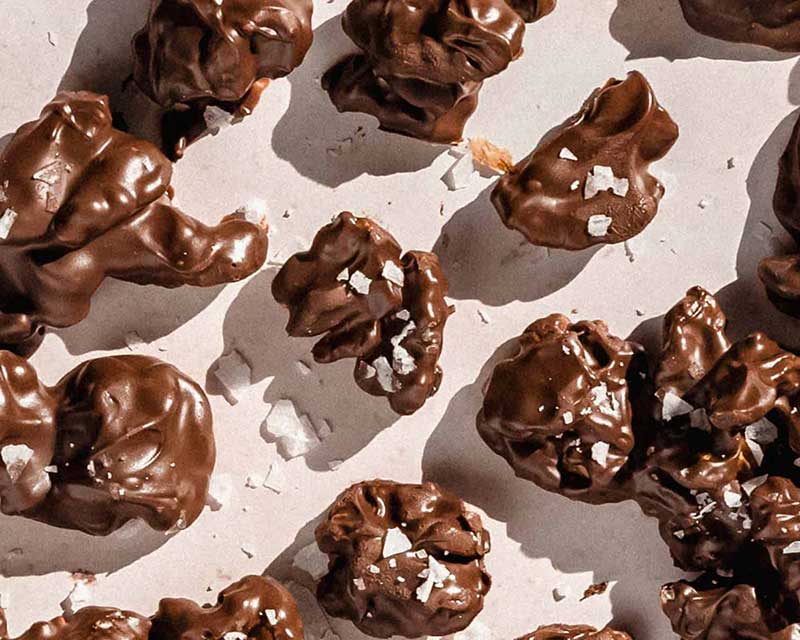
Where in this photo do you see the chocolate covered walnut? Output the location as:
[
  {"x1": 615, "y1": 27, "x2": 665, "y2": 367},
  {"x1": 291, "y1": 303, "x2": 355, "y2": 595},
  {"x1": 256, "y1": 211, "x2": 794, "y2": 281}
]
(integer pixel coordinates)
[
  {"x1": 0, "y1": 92, "x2": 267, "y2": 356},
  {"x1": 518, "y1": 625, "x2": 632, "y2": 640},
  {"x1": 491, "y1": 72, "x2": 678, "y2": 250},
  {"x1": 272, "y1": 212, "x2": 451, "y2": 415},
  {"x1": 315, "y1": 480, "x2": 491, "y2": 638},
  {"x1": 2, "y1": 608, "x2": 151, "y2": 640}
]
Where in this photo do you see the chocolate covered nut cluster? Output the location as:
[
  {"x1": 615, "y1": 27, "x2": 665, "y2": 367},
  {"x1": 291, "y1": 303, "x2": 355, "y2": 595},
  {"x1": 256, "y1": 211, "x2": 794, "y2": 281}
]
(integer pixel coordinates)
[
  {"x1": 518, "y1": 625, "x2": 632, "y2": 640},
  {"x1": 314, "y1": 480, "x2": 491, "y2": 638},
  {"x1": 0, "y1": 352, "x2": 215, "y2": 536},
  {"x1": 477, "y1": 285, "x2": 800, "y2": 635},
  {"x1": 678, "y1": 1, "x2": 800, "y2": 52},
  {"x1": 0, "y1": 608, "x2": 151, "y2": 640},
  {"x1": 491, "y1": 72, "x2": 679, "y2": 250},
  {"x1": 507, "y1": 0, "x2": 556, "y2": 23},
  {"x1": 321, "y1": 0, "x2": 525, "y2": 142},
  {"x1": 0, "y1": 92, "x2": 268, "y2": 357},
  {"x1": 272, "y1": 212, "x2": 451, "y2": 415}
]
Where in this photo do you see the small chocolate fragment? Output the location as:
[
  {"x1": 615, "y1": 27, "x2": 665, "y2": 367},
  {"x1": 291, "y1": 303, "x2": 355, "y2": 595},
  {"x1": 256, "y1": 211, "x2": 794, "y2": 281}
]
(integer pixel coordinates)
[
  {"x1": 322, "y1": 0, "x2": 525, "y2": 142},
  {"x1": 518, "y1": 625, "x2": 632, "y2": 640},
  {"x1": 506, "y1": 0, "x2": 556, "y2": 23},
  {"x1": 315, "y1": 479, "x2": 491, "y2": 638},
  {"x1": 0, "y1": 353, "x2": 215, "y2": 536},
  {"x1": 477, "y1": 314, "x2": 639, "y2": 503},
  {"x1": 151, "y1": 575, "x2": 304, "y2": 640},
  {"x1": 0, "y1": 92, "x2": 267, "y2": 356},
  {"x1": 6, "y1": 608, "x2": 151, "y2": 640},
  {"x1": 678, "y1": 1, "x2": 800, "y2": 52},
  {"x1": 491, "y1": 71, "x2": 679, "y2": 250},
  {"x1": 272, "y1": 212, "x2": 451, "y2": 415}
]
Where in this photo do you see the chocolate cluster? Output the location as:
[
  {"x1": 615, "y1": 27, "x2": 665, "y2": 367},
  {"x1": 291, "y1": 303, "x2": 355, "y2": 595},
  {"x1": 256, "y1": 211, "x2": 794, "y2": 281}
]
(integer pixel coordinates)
[
  {"x1": 0, "y1": 92, "x2": 268, "y2": 357},
  {"x1": 314, "y1": 479, "x2": 491, "y2": 638},
  {"x1": 507, "y1": 0, "x2": 556, "y2": 23},
  {"x1": 0, "y1": 352, "x2": 215, "y2": 536},
  {"x1": 678, "y1": 1, "x2": 800, "y2": 52},
  {"x1": 272, "y1": 212, "x2": 451, "y2": 415},
  {"x1": 477, "y1": 285, "x2": 800, "y2": 636},
  {"x1": 321, "y1": 0, "x2": 525, "y2": 142},
  {"x1": 0, "y1": 576, "x2": 301, "y2": 640},
  {"x1": 518, "y1": 625, "x2": 632, "y2": 640},
  {"x1": 491, "y1": 71, "x2": 679, "y2": 250}
]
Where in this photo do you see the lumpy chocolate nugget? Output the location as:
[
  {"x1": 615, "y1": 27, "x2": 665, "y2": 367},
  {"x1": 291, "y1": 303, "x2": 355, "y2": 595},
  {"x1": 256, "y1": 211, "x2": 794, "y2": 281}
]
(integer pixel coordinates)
[
  {"x1": 518, "y1": 625, "x2": 632, "y2": 640},
  {"x1": 0, "y1": 608, "x2": 151, "y2": 640},
  {"x1": 272, "y1": 212, "x2": 451, "y2": 415},
  {"x1": 0, "y1": 92, "x2": 268, "y2": 357},
  {"x1": 315, "y1": 480, "x2": 491, "y2": 638},
  {"x1": 321, "y1": 0, "x2": 525, "y2": 143},
  {"x1": 151, "y1": 576, "x2": 304, "y2": 640},
  {"x1": 492, "y1": 72, "x2": 679, "y2": 250},
  {"x1": 678, "y1": 1, "x2": 800, "y2": 52},
  {"x1": 0, "y1": 352, "x2": 215, "y2": 536}
]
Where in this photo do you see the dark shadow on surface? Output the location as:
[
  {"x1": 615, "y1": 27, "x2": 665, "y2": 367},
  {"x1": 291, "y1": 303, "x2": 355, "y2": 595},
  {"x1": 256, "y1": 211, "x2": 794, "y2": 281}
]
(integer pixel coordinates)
[
  {"x1": 432, "y1": 185, "x2": 598, "y2": 306},
  {"x1": 209, "y1": 268, "x2": 400, "y2": 471},
  {"x1": 270, "y1": 16, "x2": 447, "y2": 188},
  {"x1": 0, "y1": 133, "x2": 13, "y2": 157},
  {"x1": 0, "y1": 516, "x2": 171, "y2": 576},
  {"x1": 609, "y1": 0, "x2": 796, "y2": 62}
]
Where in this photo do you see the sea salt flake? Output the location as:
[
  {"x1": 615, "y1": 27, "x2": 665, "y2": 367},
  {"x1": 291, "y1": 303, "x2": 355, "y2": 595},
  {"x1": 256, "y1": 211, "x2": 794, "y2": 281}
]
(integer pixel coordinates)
[
  {"x1": 416, "y1": 557, "x2": 450, "y2": 603},
  {"x1": 563, "y1": 411, "x2": 574, "y2": 425},
  {"x1": 586, "y1": 214, "x2": 613, "y2": 237},
  {"x1": 245, "y1": 474, "x2": 265, "y2": 489},
  {"x1": 748, "y1": 440, "x2": 765, "y2": 466},
  {"x1": 263, "y1": 399, "x2": 321, "y2": 459},
  {"x1": 293, "y1": 543, "x2": 328, "y2": 579},
  {"x1": 382, "y1": 261, "x2": 405, "y2": 287},
  {"x1": 784, "y1": 541, "x2": 800, "y2": 555},
  {"x1": 124, "y1": 331, "x2": 146, "y2": 351},
  {"x1": 372, "y1": 356, "x2": 396, "y2": 392},
  {"x1": 60, "y1": 580, "x2": 94, "y2": 617},
  {"x1": 224, "y1": 633, "x2": 247, "y2": 640},
  {"x1": 1, "y1": 444, "x2": 33, "y2": 483},
  {"x1": 213, "y1": 350, "x2": 251, "y2": 405},
  {"x1": 723, "y1": 490, "x2": 742, "y2": 508},
  {"x1": 265, "y1": 609, "x2": 279, "y2": 626},
  {"x1": 383, "y1": 527, "x2": 413, "y2": 557},
  {"x1": 742, "y1": 475, "x2": 769, "y2": 495},
  {"x1": 591, "y1": 441, "x2": 610, "y2": 466},
  {"x1": 745, "y1": 418, "x2": 779, "y2": 445},
  {"x1": 442, "y1": 145, "x2": 478, "y2": 191},
  {"x1": 0, "y1": 209, "x2": 18, "y2": 240},
  {"x1": 206, "y1": 473, "x2": 233, "y2": 511},
  {"x1": 395, "y1": 309, "x2": 411, "y2": 321},
  {"x1": 570, "y1": 180, "x2": 580, "y2": 192},
  {"x1": 32, "y1": 159, "x2": 68, "y2": 186},
  {"x1": 559, "y1": 147, "x2": 578, "y2": 161},
  {"x1": 263, "y1": 461, "x2": 287, "y2": 493},
  {"x1": 348, "y1": 270, "x2": 372, "y2": 295},
  {"x1": 584, "y1": 165, "x2": 630, "y2": 199},
  {"x1": 353, "y1": 578, "x2": 366, "y2": 591},
  {"x1": 690, "y1": 408, "x2": 710, "y2": 431},
  {"x1": 336, "y1": 268, "x2": 349, "y2": 282},
  {"x1": 662, "y1": 391, "x2": 694, "y2": 421}
]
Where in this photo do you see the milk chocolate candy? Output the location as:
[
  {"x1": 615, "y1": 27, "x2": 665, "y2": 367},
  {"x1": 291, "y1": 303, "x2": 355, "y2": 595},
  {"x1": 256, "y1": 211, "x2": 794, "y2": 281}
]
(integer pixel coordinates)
[
  {"x1": 0, "y1": 92, "x2": 268, "y2": 356},
  {"x1": 491, "y1": 72, "x2": 679, "y2": 250},
  {"x1": 150, "y1": 575, "x2": 304, "y2": 640},
  {"x1": 477, "y1": 314, "x2": 640, "y2": 503},
  {"x1": 272, "y1": 212, "x2": 451, "y2": 415},
  {"x1": 4, "y1": 608, "x2": 151, "y2": 640},
  {"x1": 678, "y1": 1, "x2": 800, "y2": 52},
  {"x1": 506, "y1": 0, "x2": 556, "y2": 23},
  {"x1": 315, "y1": 480, "x2": 491, "y2": 638},
  {"x1": 322, "y1": 0, "x2": 525, "y2": 142},
  {"x1": 0, "y1": 353, "x2": 215, "y2": 536},
  {"x1": 518, "y1": 625, "x2": 632, "y2": 640}
]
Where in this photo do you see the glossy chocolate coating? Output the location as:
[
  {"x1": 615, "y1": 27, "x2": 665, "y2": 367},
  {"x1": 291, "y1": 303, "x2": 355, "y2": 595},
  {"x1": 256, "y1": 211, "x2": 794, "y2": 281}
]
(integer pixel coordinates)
[
  {"x1": 5, "y1": 608, "x2": 151, "y2": 640},
  {"x1": 272, "y1": 212, "x2": 451, "y2": 415},
  {"x1": 0, "y1": 92, "x2": 268, "y2": 356},
  {"x1": 133, "y1": 0, "x2": 313, "y2": 110},
  {"x1": 315, "y1": 480, "x2": 491, "y2": 638},
  {"x1": 491, "y1": 71, "x2": 679, "y2": 250},
  {"x1": 0, "y1": 353, "x2": 215, "y2": 536},
  {"x1": 322, "y1": 0, "x2": 525, "y2": 142},
  {"x1": 678, "y1": 1, "x2": 800, "y2": 52},
  {"x1": 151, "y1": 575, "x2": 304, "y2": 640},
  {"x1": 518, "y1": 625, "x2": 632, "y2": 640},
  {"x1": 477, "y1": 314, "x2": 639, "y2": 503},
  {"x1": 507, "y1": 0, "x2": 556, "y2": 23}
]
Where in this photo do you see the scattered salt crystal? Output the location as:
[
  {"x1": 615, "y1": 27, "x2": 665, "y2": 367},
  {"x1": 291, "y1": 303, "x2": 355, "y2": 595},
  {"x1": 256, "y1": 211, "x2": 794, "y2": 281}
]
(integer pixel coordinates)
[
  {"x1": 124, "y1": 331, "x2": 146, "y2": 351},
  {"x1": 748, "y1": 440, "x2": 765, "y2": 466},
  {"x1": 206, "y1": 474, "x2": 233, "y2": 511},
  {"x1": 395, "y1": 309, "x2": 411, "y2": 321},
  {"x1": 741, "y1": 475, "x2": 768, "y2": 495},
  {"x1": 44, "y1": 465, "x2": 57, "y2": 473},
  {"x1": 382, "y1": 261, "x2": 405, "y2": 287},
  {"x1": 723, "y1": 490, "x2": 742, "y2": 508},
  {"x1": 372, "y1": 356, "x2": 396, "y2": 392},
  {"x1": 293, "y1": 543, "x2": 328, "y2": 579},
  {"x1": 745, "y1": 419, "x2": 779, "y2": 445},
  {"x1": 563, "y1": 411, "x2": 574, "y2": 425},
  {"x1": 1, "y1": 444, "x2": 33, "y2": 483},
  {"x1": 336, "y1": 268, "x2": 349, "y2": 282},
  {"x1": 263, "y1": 400, "x2": 321, "y2": 459},
  {"x1": 263, "y1": 461, "x2": 287, "y2": 493},
  {"x1": 204, "y1": 106, "x2": 235, "y2": 133},
  {"x1": 559, "y1": 147, "x2": 578, "y2": 161},
  {"x1": 60, "y1": 580, "x2": 94, "y2": 617},
  {"x1": 265, "y1": 610, "x2": 279, "y2": 626},
  {"x1": 416, "y1": 556, "x2": 450, "y2": 603},
  {"x1": 245, "y1": 474, "x2": 265, "y2": 489},
  {"x1": 591, "y1": 441, "x2": 610, "y2": 466},
  {"x1": 353, "y1": 578, "x2": 366, "y2": 591},
  {"x1": 784, "y1": 541, "x2": 800, "y2": 555},
  {"x1": 32, "y1": 160, "x2": 68, "y2": 186},
  {"x1": 0, "y1": 209, "x2": 18, "y2": 240},
  {"x1": 586, "y1": 214, "x2": 613, "y2": 237},
  {"x1": 224, "y1": 633, "x2": 247, "y2": 640},
  {"x1": 552, "y1": 586, "x2": 571, "y2": 602},
  {"x1": 240, "y1": 543, "x2": 256, "y2": 558},
  {"x1": 662, "y1": 391, "x2": 694, "y2": 421},
  {"x1": 348, "y1": 271, "x2": 372, "y2": 295},
  {"x1": 368, "y1": 564, "x2": 380, "y2": 574},
  {"x1": 584, "y1": 165, "x2": 629, "y2": 199},
  {"x1": 673, "y1": 529, "x2": 685, "y2": 540},
  {"x1": 569, "y1": 180, "x2": 580, "y2": 192},
  {"x1": 213, "y1": 350, "x2": 251, "y2": 405},
  {"x1": 383, "y1": 527, "x2": 413, "y2": 557},
  {"x1": 442, "y1": 145, "x2": 478, "y2": 191}
]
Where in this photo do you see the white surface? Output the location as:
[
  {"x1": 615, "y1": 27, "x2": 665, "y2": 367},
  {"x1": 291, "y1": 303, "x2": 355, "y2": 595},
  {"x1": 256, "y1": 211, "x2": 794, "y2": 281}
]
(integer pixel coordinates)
[{"x1": 2, "y1": 0, "x2": 800, "y2": 638}]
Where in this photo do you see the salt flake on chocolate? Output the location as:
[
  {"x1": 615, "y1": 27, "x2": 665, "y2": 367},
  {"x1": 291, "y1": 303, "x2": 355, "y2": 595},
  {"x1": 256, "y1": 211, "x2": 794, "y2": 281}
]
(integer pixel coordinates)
[
  {"x1": 348, "y1": 270, "x2": 372, "y2": 295},
  {"x1": 1, "y1": 444, "x2": 33, "y2": 483},
  {"x1": 745, "y1": 418, "x2": 779, "y2": 445},
  {"x1": 263, "y1": 400, "x2": 321, "y2": 459},
  {"x1": 206, "y1": 473, "x2": 233, "y2": 511},
  {"x1": 559, "y1": 147, "x2": 578, "y2": 161},
  {"x1": 383, "y1": 527, "x2": 413, "y2": 557},
  {"x1": 587, "y1": 214, "x2": 613, "y2": 237},
  {"x1": 661, "y1": 391, "x2": 694, "y2": 421},
  {"x1": 742, "y1": 475, "x2": 768, "y2": 495},
  {"x1": 584, "y1": 165, "x2": 629, "y2": 199},
  {"x1": 0, "y1": 209, "x2": 18, "y2": 240},
  {"x1": 382, "y1": 261, "x2": 405, "y2": 287},
  {"x1": 783, "y1": 541, "x2": 800, "y2": 555},
  {"x1": 591, "y1": 441, "x2": 610, "y2": 466},
  {"x1": 442, "y1": 145, "x2": 478, "y2": 191},
  {"x1": 372, "y1": 356, "x2": 396, "y2": 392},
  {"x1": 416, "y1": 556, "x2": 450, "y2": 603},
  {"x1": 213, "y1": 350, "x2": 251, "y2": 405}
]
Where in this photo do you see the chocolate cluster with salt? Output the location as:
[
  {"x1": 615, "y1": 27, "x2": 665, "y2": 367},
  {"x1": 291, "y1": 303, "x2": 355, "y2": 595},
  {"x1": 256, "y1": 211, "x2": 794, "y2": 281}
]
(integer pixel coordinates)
[
  {"x1": 272, "y1": 212, "x2": 451, "y2": 415},
  {"x1": 491, "y1": 71, "x2": 678, "y2": 250},
  {"x1": 0, "y1": 353, "x2": 215, "y2": 536},
  {"x1": 0, "y1": 608, "x2": 151, "y2": 640},
  {"x1": 321, "y1": 0, "x2": 525, "y2": 142},
  {"x1": 518, "y1": 625, "x2": 632, "y2": 640},
  {"x1": 314, "y1": 479, "x2": 491, "y2": 638},
  {"x1": 0, "y1": 92, "x2": 268, "y2": 357}
]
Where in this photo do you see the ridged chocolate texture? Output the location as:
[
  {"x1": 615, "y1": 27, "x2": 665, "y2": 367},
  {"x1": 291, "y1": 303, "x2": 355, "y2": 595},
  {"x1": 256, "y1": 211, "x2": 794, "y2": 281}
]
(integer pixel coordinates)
[
  {"x1": 272, "y1": 212, "x2": 451, "y2": 415},
  {"x1": 2, "y1": 608, "x2": 151, "y2": 640},
  {"x1": 491, "y1": 71, "x2": 679, "y2": 250},
  {"x1": 517, "y1": 625, "x2": 632, "y2": 640},
  {"x1": 0, "y1": 92, "x2": 268, "y2": 357},
  {"x1": 0, "y1": 353, "x2": 215, "y2": 536},
  {"x1": 477, "y1": 314, "x2": 640, "y2": 504},
  {"x1": 760, "y1": 113, "x2": 800, "y2": 317},
  {"x1": 506, "y1": 0, "x2": 556, "y2": 23},
  {"x1": 321, "y1": 0, "x2": 525, "y2": 142},
  {"x1": 678, "y1": 1, "x2": 800, "y2": 52},
  {"x1": 150, "y1": 575, "x2": 304, "y2": 640},
  {"x1": 133, "y1": 0, "x2": 313, "y2": 111},
  {"x1": 315, "y1": 480, "x2": 491, "y2": 638}
]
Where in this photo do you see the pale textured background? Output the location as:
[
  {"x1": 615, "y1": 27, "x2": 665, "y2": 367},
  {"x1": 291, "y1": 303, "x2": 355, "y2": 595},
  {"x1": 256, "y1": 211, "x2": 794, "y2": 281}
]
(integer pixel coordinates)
[{"x1": 1, "y1": 0, "x2": 800, "y2": 638}]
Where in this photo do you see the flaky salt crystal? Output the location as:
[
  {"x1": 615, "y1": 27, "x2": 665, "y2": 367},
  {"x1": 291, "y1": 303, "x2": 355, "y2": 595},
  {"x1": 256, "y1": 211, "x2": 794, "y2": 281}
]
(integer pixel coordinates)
[
  {"x1": 124, "y1": 331, "x2": 146, "y2": 351},
  {"x1": 60, "y1": 580, "x2": 94, "y2": 617},
  {"x1": 263, "y1": 400, "x2": 321, "y2": 459},
  {"x1": 559, "y1": 147, "x2": 578, "y2": 161},
  {"x1": 1, "y1": 444, "x2": 33, "y2": 483},
  {"x1": 584, "y1": 165, "x2": 629, "y2": 199},
  {"x1": 586, "y1": 214, "x2": 613, "y2": 237},
  {"x1": 784, "y1": 541, "x2": 800, "y2": 555},
  {"x1": 382, "y1": 261, "x2": 405, "y2": 287},
  {"x1": 336, "y1": 268, "x2": 349, "y2": 282},
  {"x1": 745, "y1": 418, "x2": 779, "y2": 445},
  {"x1": 0, "y1": 209, "x2": 18, "y2": 240},
  {"x1": 383, "y1": 527, "x2": 413, "y2": 557},
  {"x1": 265, "y1": 609, "x2": 279, "y2": 626},
  {"x1": 349, "y1": 270, "x2": 372, "y2": 295},
  {"x1": 742, "y1": 475, "x2": 768, "y2": 495},
  {"x1": 263, "y1": 461, "x2": 287, "y2": 493},
  {"x1": 591, "y1": 441, "x2": 610, "y2": 466},
  {"x1": 662, "y1": 391, "x2": 694, "y2": 421},
  {"x1": 442, "y1": 146, "x2": 478, "y2": 191},
  {"x1": 213, "y1": 350, "x2": 251, "y2": 405},
  {"x1": 372, "y1": 356, "x2": 396, "y2": 392},
  {"x1": 224, "y1": 633, "x2": 247, "y2": 640},
  {"x1": 723, "y1": 490, "x2": 742, "y2": 508},
  {"x1": 206, "y1": 474, "x2": 233, "y2": 511}
]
